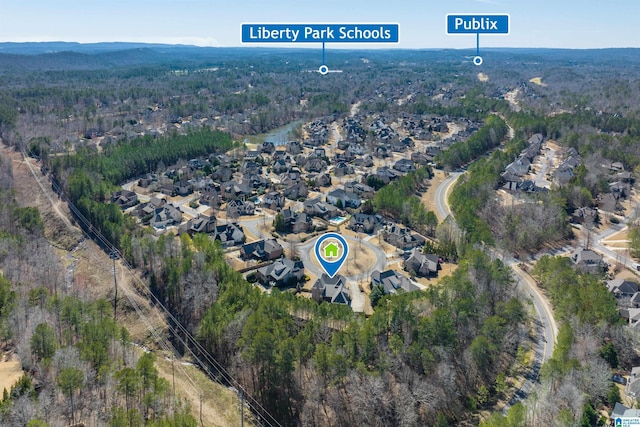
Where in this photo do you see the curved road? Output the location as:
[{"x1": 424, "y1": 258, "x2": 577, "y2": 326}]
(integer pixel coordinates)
[
  {"x1": 434, "y1": 172, "x2": 462, "y2": 221},
  {"x1": 298, "y1": 234, "x2": 388, "y2": 281},
  {"x1": 433, "y1": 171, "x2": 558, "y2": 410}
]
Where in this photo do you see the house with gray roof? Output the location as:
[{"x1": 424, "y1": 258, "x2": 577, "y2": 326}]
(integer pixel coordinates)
[
  {"x1": 570, "y1": 247, "x2": 608, "y2": 274},
  {"x1": 214, "y1": 223, "x2": 245, "y2": 248},
  {"x1": 178, "y1": 214, "x2": 216, "y2": 235},
  {"x1": 240, "y1": 239, "x2": 283, "y2": 261},
  {"x1": 150, "y1": 204, "x2": 182, "y2": 229},
  {"x1": 326, "y1": 188, "x2": 361, "y2": 209},
  {"x1": 404, "y1": 248, "x2": 441, "y2": 277},
  {"x1": 256, "y1": 257, "x2": 304, "y2": 288},
  {"x1": 111, "y1": 190, "x2": 139, "y2": 210},
  {"x1": 371, "y1": 270, "x2": 419, "y2": 295},
  {"x1": 349, "y1": 214, "x2": 384, "y2": 234},
  {"x1": 312, "y1": 274, "x2": 351, "y2": 305},
  {"x1": 384, "y1": 225, "x2": 426, "y2": 251}
]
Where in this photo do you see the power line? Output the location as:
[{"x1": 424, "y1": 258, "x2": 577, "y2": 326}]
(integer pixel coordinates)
[{"x1": 22, "y1": 149, "x2": 281, "y2": 427}]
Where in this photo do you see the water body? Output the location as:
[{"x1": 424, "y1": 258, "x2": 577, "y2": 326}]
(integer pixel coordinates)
[{"x1": 244, "y1": 119, "x2": 305, "y2": 147}]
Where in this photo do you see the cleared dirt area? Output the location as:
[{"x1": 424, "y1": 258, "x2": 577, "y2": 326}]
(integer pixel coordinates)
[
  {"x1": 0, "y1": 352, "x2": 23, "y2": 395},
  {"x1": 4, "y1": 146, "x2": 83, "y2": 250},
  {"x1": 421, "y1": 170, "x2": 446, "y2": 220},
  {"x1": 529, "y1": 77, "x2": 547, "y2": 87},
  {"x1": 155, "y1": 356, "x2": 249, "y2": 427},
  {"x1": 477, "y1": 72, "x2": 489, "y2": 82},
  {"x1": 6, "y1": 145, "x2": 245, "y2": 426}
]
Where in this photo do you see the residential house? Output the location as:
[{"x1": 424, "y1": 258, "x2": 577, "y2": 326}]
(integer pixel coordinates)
[
  {"x1": 220, "y1": 180, "x2": 252, "y2": 201},
  {"x1": 261, "y1": 141, "x2": 276, "y2": 154},
  {"x1": 286, "y1": 141, "x2": 303, "y2": 155},
  {"x1": 211, "y1": 167, "x2": 234, "y2": 184},
  {"x1": 371, "y1": 269, "x2": 419, "y2": 295},
  {"x1": 160, "y1": 182, "x2": 177, "y2": 197},
  {"x1": 326, "y1": 188, "x2": 361, "y2": 209},
  {"x1": 607, "y1": 279, "x2": 640, "y2": 299},
  {"x1": 553, "y1": 165, "x2": 575, "y2": 186},
  {"x1": 384, "y1": 225, "x2": 426, "y2": 251},
  {"x1": 393, "y1": 159, "x2": 416, "y2": 174},
  {"x1": 344, "y1": 181, "x2": 375, "y2": 199},
  {"x1": 596, "y1": 192, "x2": 622, "y2": 213},
  {"x1": 284, "y1": 181, "x2": 309, "y2": 201},
  {"x1": 308, "y1": 173, "x2": 332, "y2": 188},
  {"x1": 244, "y1": 150, "x2": 260, "y2": 161},
  {"x1": 272, "y1": 158, "x2": 291, "y2": 174},
  {"x1": 174, "y1": 180, "x2": 193, "y2": 197},
  {"x1": 199, "y1": 189, "x2": 220, "y2": 207},
  {"x1": 303, "y1": 197, "x2": 339, "y2": 220},
  {"x1": 138, "y1": 174, "x2": 158, "y2": 188},
  {"x1": 150, "y1": 204, "x2": 182, "y2": 229},
  {"x1": 334, "y1": 162, "x2": 354, "y2": 177},
  {"x1": 411, "y1": 152, "x2": 431, "y2": 166},
  {"x1": 226, "y1": 199, "x2": 255, "y2": 217},
  {"x1": 314, "y1": 147, "x2": 326, "y2": 158},
  {"x1": 404, "y1": 248, "x2": 441, "y2": 277},
  {"x1": 353, "y1": 155, "x2": 374, "y2": 168},
  {"x1": 188, "y1": 158, "x2": 206, "y2": 169},
  {"x1": 305, "y1": 158, "x2": 328, "y2": 173},
  {"x1": 504, "y1": 157, "x2": 531, "y2": 178},
  {"x1": 627, "y1": 367, "x2": 640, "y2": 397},
  {"x1": 214, "y1": 223, "x2": 245, "y2": 248},
  {"x1": 262, "y1": 191, "x2": 285, "y2": 210},
  {"x1": 609, "y1": 181, "x2": 631, "y2": 198},
  {"x1": 279, "y1": 169, "x2": 302, "y2": 186},
  {"x1": 178, "y1": 214, "x2": 216, "y2": 235},
  {"x1": 312, "y1": 274, "x2": 351, "y2": 305},
  {"x1": 245, "y1": 174, "x2": 270, "y2": 190},
  {"x1": 570, "y1": 247, "x2": 608, "y2": 274},
  {"x1": 256, "y1": 257, "x2": 304, "y2": 288},
  {"x1": 240, "y1": 239, "x2": 284, "y2": 261},
  {"x1": 571, "y1": 206, "x2": 599, "y2": 225},
  {"x1": 111, "y1": 190, "x2": 138, "y2": 209},
  {"x1": 349, "y1": 214, "x2": 384, "y2": 234},
  {"x1": 282, "y1": 207, "x2": 313, "y2": 234},
  {"x1": 241, "y1": 161, "x2": 261, "y2": 176}
]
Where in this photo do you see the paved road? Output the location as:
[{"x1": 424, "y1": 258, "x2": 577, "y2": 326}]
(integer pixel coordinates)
[
  {"x1": 432, "y1": 172, "x2": 558, "y2": 411},
  {"x1": 434, "y1": 172, "x2": 462, "y2": 221},
  {"x1": 297, "y1": 234, "x2": 388, "y2": 281}
]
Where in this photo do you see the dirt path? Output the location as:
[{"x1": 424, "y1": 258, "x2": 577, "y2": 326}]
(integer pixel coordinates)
[
  {"x1": 5, "y1": 144, "x2": 245, "y2": 426},
  {"x1": 420, "y1": 170, "x2": 445, "y2": 220},
  {"x1": 3, "y1": 145, "x2": 83, "y2": 250}
]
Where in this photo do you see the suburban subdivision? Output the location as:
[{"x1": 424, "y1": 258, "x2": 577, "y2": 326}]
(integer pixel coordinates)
[{"x1": 0, "y1": 44, "x2": 639, "y2": 427}]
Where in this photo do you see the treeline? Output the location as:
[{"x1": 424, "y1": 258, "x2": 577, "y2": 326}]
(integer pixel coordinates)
[
  {"x1": 0, "y1": 291, "x2": 197, "y2": 426},
  {"x1": 435, "y1": 115, "x2": 509, "y2": 170},
  {"x1": 449, "y1": 137, "x2": 570, "y2": 254},
  {"x1": 50, "y1": 127, "x2": 235, "y2": 185},
  {"x1": 408, "y1": 87, "x2": 511, "y2": 122},
  {"x1": 194, "y1": 247, "x2": 526, "y2": 425},
  {"x1": 371, "y1": 167, "x2": 438, "y2": 235},
  {"x1": 532, "y1": 256, "x2": 619, "y2": 325},
  {"x1": 484, "y1": 256, "x2": 630, "y2": 426},
  {"x1": 0, "y1": 153, "x2": 197, "y2": 426}
]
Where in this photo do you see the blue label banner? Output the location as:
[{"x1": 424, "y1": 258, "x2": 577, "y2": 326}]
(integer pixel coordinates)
[
  {"x1": 242, "y1": 24, "x2": 399, "y2": 43},
  {"x1": 446, "y1": 14, "x2": 509, "y2": 34}
]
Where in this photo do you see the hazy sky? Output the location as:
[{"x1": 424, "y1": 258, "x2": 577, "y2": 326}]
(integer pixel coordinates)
[{"x1": 0, "y1": 0, "x2": 636, "y2": 49}]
